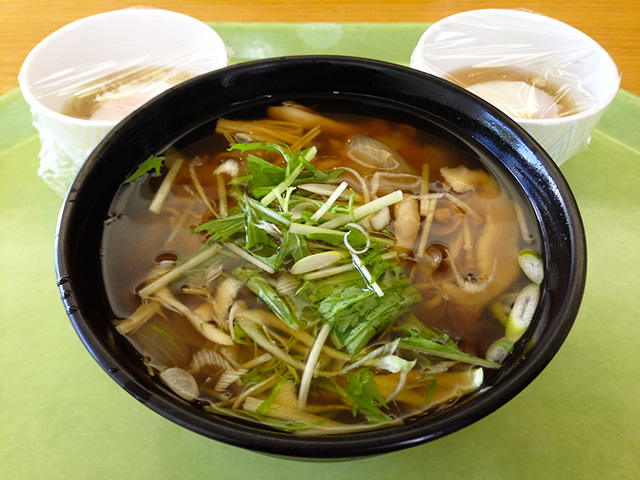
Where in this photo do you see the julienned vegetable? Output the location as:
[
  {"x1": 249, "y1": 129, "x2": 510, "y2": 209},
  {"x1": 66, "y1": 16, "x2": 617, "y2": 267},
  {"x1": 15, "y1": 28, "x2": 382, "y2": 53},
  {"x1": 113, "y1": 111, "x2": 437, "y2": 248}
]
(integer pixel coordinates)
[
  {"x1": 190, "y1": 142, "x2": 422, "y2": 355},
  {"x1": 109, "y1": 104, "x2": 542, "y2": 435}
]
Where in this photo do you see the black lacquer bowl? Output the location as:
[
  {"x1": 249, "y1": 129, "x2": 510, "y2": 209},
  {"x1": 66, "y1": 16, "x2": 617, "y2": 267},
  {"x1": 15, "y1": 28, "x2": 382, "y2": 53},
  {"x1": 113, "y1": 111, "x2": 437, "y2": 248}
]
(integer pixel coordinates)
[{"x1": 54, "y1": 56, "x2": 586, "y2": 460}]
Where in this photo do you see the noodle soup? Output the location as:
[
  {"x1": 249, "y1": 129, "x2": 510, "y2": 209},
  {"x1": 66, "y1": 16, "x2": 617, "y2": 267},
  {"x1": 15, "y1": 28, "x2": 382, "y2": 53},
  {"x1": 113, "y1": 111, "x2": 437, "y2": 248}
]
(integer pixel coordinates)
[{"x1": 101, "y1": 101, "x2": 543, "y2": 435}]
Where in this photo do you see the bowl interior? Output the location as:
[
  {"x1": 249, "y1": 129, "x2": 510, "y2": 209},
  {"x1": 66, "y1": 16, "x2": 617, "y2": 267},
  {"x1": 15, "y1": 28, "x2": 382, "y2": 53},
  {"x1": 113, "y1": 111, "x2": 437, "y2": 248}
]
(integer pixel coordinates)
[{"x1": 55, "y1": 56, "x2": 586, "y2": 459}]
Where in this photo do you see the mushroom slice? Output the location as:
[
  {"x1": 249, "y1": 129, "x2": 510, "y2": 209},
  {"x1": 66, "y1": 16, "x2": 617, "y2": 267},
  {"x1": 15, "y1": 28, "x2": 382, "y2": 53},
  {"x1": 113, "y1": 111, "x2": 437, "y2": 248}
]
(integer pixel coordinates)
[{"x1": 160, "y1": 367, "x2": 199, "y2": 401}]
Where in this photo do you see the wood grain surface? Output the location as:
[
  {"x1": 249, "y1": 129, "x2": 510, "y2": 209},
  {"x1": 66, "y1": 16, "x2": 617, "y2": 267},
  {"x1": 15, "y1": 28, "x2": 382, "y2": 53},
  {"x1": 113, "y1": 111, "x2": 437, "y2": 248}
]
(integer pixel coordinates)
[{"x1": 1, "y1": 0, "x2": 638, "y2": 95}]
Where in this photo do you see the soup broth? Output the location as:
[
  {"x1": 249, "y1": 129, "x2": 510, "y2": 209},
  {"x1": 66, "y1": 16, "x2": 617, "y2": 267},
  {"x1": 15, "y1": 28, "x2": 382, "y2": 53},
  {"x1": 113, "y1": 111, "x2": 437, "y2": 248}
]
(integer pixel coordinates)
[
  {"x1": 63, "y1": 66, "x2": 193, "y2": 121},
  {"x1": 446, "y1": 66, "x2": 584, "y2": 119},
  {"x1": 102, "y1": 101, "x2": 543, "y2": 435}
]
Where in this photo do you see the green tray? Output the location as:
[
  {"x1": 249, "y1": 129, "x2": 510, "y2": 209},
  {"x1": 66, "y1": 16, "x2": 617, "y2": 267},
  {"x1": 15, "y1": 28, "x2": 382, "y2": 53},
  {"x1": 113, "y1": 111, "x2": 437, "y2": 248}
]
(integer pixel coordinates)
[{"x1": 2, "y1": 22, "x2": 639, "y2": 480}]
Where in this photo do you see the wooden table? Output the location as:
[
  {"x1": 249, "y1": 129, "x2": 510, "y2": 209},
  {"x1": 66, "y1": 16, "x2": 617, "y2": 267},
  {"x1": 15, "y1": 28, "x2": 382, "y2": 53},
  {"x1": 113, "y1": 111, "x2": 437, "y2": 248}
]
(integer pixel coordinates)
[{"x1": 1, "y1": 0, "x2": 638, "y2": 96}]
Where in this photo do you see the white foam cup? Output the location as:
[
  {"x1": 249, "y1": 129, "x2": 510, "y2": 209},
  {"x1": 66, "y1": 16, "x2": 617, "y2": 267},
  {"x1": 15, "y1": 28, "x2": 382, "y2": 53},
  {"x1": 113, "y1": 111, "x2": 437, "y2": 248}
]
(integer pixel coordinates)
[
  {"x1": 18, "y1": 8, "x2": 228, "y2": 194},
  {"x1": 411, "y1": 9, "x2": 620, "y2": 165}
]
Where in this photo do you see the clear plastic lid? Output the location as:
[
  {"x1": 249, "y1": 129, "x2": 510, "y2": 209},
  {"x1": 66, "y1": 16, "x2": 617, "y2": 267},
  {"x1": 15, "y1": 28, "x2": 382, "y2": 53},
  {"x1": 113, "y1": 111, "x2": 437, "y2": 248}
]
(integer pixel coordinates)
[
  {"x1": 20, "y1": 8, "x2": 228, "y2": 123},
  {"x1": 411, "y1": 9, "x2": 620, "y2": 122}
]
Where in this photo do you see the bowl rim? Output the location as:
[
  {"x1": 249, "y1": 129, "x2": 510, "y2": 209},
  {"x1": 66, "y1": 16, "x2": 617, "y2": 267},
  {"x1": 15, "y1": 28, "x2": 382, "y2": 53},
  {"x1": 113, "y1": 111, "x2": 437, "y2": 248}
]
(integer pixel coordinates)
[{"x1": 54, "y1": 55, "x2": 587, "y2": 459}]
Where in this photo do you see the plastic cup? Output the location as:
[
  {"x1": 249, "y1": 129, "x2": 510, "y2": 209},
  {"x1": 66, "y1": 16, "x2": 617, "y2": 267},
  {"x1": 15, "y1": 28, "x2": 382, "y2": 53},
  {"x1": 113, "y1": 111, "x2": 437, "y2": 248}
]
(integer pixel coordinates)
[
  {"x1": 18, "y1": 8, "x2": 228, "y2": 195},
  {"x1": 410, "y1": 9, "x2": 620, "y2": 165}
]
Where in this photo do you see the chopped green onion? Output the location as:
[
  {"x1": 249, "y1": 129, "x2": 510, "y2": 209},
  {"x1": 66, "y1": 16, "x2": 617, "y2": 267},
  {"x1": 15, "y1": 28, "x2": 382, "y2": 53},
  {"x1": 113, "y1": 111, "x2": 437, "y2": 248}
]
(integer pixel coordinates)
[
  {"x1": 518, "y1": 249, "x2": 544, "y2": 285},
  {"x1": 505, "y1": 283, "x2": 540, "y2": 342},
  {"x1": 485, "y1": 337, "x2": 514, "y2": 364}
]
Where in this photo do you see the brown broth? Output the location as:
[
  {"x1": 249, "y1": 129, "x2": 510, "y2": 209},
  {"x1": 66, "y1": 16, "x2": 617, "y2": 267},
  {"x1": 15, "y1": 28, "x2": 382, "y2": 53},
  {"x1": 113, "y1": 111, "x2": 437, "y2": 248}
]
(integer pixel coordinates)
[
  {"x1": 446, "y1": 66, "x2": 583, "y2": 119},
  {"x1": 63, "y1": 66, "x2": 193, "y2": 121}
]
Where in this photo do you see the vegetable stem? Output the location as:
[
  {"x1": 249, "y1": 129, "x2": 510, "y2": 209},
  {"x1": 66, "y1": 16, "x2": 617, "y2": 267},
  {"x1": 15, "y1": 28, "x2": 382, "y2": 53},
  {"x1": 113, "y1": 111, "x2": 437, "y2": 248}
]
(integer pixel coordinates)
[
  {"x1": 351, "y1": 253, "x2": 384, "y2": 297},
  {"x1": 416, "y1": 197, "x2": 437, "y2": 258},
  {"x1": 443, "y1": 193, "x2": 483, "y2": 224},
  {"x1": 290, "y1": 250, "x2": 349, "y2": 275},
  {"x1": 235, "y1": 317, "x2": 306, "y2": 370},
  {"x1": 320, "y1": 190, "x2": 404, "y2": 229},
  {"x1": 226, "y1": 243, "x2": 276, "y2": 274},
  {"x1": 149, "y1": 157, "x2": 184, "y2": 214},
  {"x1": 310, "y1": 181, "x2": 349, "y2": 221},
  {"x1": 247, "y1": 197, "x2": 292, "y2": 225},
  {"x1": 302, "y1": 251, "x2": 398, "y2": 281},
  {"x1": 243, "y1": 397, "x2": 342, "y2": 428},
  {"x1": 138, "y1": 244, "x2": 222, "y2": 298},
  {"x1": 289, "y1": 223, "x2": 347, "y2": 238},
  {"x1": 261, "y1": 147, "x2": 317, "y2": 206},
  {"x1": 298, "y1": 323, "x2": 332, "y2": 410}
]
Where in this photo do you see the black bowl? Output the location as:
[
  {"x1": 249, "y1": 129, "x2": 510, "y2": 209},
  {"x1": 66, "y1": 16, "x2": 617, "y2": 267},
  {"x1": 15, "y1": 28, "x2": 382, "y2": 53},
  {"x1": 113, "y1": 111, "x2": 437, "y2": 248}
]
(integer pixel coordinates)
[{"x1": 54, "y1": 56, "x2": 586, "y2": 459}]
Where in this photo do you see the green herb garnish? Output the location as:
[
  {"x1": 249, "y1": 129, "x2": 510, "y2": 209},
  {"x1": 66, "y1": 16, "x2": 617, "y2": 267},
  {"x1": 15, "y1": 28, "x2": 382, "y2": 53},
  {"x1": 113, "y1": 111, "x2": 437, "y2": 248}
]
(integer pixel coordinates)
[
  {"x1": 344, "y1": 368, "x2": 392, "y2": 423},
  {"x1": 399, "y1": 327, "x2": 499, "y2": 369},
  {"x1": 151, "y1": 324, "x2": 174, "y2": 340},
  {"x1": 124, "y1": 154, "x2": 164, "y2": 183}
]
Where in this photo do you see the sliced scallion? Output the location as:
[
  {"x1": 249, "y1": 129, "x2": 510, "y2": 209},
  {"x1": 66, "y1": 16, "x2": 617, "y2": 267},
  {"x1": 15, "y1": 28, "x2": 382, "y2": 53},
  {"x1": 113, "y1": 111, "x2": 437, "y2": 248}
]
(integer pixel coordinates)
[
  {"x1": 505, "y1": 283, "x2": 540, "y2": 342},
  {"x1": 485, "y1": 337, "x2": 514, "y2": 364},
  {"x1": 518, "y1": 249, "x2": 544, "y2": 285}
]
